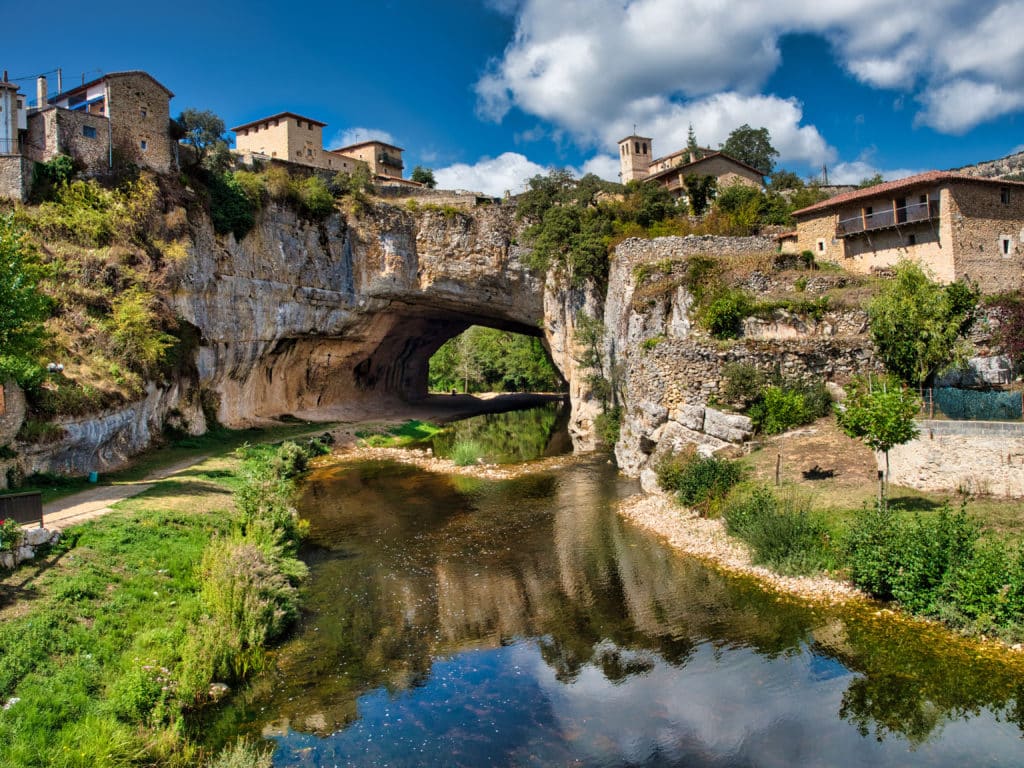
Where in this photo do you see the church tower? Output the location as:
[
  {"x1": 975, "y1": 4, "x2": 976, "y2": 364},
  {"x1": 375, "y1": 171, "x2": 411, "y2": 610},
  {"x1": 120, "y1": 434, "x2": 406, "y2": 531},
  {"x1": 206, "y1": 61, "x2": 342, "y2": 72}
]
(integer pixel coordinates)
[{"x1": 618, "y1": 134, "x2": 652, "y2": 182}]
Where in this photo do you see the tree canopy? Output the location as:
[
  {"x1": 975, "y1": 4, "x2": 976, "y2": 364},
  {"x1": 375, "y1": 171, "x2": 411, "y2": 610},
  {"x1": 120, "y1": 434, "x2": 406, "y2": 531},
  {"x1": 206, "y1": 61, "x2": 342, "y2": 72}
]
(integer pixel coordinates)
[
  {"x1": 0, "y1": 214, "x2": 49, "y2": 385},
  {"x1": 428, "y1": 326, "x2": 561, "y2": 393},
  {"x1": 177, "y1": 108, "x2": 227, "y2": 167},
  {"x1": 721, "y1": 124, "x2": 778, "y2": 175},
  {"x1": 867, "y1": 261, "x2": 978, "y2": 388},
  {"x1": 411, "y1": 166, "x2": 437, "y2": 188}
]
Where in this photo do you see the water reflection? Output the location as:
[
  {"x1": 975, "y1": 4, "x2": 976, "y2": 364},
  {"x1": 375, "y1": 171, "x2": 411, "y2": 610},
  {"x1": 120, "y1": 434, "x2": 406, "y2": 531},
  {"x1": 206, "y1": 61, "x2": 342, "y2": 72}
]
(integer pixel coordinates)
[
  {"x1": 209, "y1": 459, "x2": 1024, "y2": 767},
  {"x1": 429, "y1": 401, "x2": 571, "y2": 463}
]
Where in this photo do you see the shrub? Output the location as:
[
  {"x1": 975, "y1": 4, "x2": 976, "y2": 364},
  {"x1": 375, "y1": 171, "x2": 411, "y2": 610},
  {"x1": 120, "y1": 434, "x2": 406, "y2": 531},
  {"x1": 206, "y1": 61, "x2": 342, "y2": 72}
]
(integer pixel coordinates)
[
  {"x1": 721, "y1": 362, "x2": 766, "y2": 408},
  {"x1": 701, "y1": 288, "x2": 754, "y2": 339},
  {"x1": 297, "y1": 175, "x2": 335, "y2": 219},
  {"x1": 594, "y1": 405, "x2": 622, "y2": 446},
  {"x1": 0, "y1": 517, "x2": 24, "y2": 551},
  {"x1": 451, "y1": 440, "x2": 483, "y2": 466},
  {"x1": 205, "y1": 738, "x2": 274, "y2": 768},
  {"x1": 655, "y1": 450, "x2": 743, "y2": 514},
  {"x1": 208, "y1": 171, "x2": 257, "y2": 240},
  {"x1": 108, "y1": 287, "x2": 175, "y2": 375},
  {"x1": 723, "y1": 487, "x2": 832, "y2": 574}
]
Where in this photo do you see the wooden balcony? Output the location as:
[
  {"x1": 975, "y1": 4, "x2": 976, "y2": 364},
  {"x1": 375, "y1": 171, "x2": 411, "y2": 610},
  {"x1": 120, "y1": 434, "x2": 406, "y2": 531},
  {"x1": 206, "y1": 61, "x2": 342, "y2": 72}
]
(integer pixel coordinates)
[{"x1": 837, "y1": 199, "x2": 939, "y2": 237}]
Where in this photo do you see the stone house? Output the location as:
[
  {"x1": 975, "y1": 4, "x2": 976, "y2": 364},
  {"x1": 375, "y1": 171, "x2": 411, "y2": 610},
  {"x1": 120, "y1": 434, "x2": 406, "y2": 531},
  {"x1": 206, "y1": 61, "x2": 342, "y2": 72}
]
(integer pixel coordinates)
[
  {"x1": 232, "y1": 112, "x2": 364, "y2": 174},
  {"x1": 616, "y1": 134, "x2": 764, "y2": 199},
  {"x1": 329, "y1": 140, "x2": 405, "y2": 180},
  {"x1": 0, "y1": 70, "x2": 175, "y2": 200},
  {"x1": 791, "y1": 171, "x2": 1024, "y2": 293}
]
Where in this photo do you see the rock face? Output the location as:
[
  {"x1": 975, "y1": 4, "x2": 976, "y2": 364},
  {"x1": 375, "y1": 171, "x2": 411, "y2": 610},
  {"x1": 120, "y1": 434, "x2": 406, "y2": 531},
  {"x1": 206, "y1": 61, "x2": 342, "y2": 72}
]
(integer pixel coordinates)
[{"x1": 603, "y1": 236, "x2": 879, "y2": 477}]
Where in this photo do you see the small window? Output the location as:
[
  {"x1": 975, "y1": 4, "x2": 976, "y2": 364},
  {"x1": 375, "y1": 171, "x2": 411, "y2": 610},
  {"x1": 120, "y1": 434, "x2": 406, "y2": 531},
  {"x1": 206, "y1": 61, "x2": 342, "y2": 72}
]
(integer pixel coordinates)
[
  {"x1": 643, "y1": 142, "x2": 648, "y2": 154},
  {"x1": 907, "y1": 234, "x2": 916, "y2": 246},
  {"x1": 140, "y1": 139, "x2": 148, "y2": 151},
  {"x1": 635, "y1": 142, "x2": 640, "y2": 153},
  {"x1": 817, "y1": 239, "x2": 825, "y2": 253},
  {"x1": 1001, "y1": 188, "x2": 1010, "y2": 204},
  {"x1": 1002, "y1": 237, "x2": 1011, "y2": 255},
  {"x1": 140, "y1": 107, "x2": 147, "y2": 118},
  {"x1": 82, "y1": 125, "x2": 97, "y2": 139}
]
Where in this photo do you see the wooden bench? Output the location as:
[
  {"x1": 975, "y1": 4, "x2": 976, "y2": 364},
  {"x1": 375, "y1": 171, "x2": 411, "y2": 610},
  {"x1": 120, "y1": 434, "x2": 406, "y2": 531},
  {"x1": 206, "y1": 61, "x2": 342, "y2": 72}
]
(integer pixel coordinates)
[{"x1": 0, "y1": 492, "x2": 43, "y2": 528}]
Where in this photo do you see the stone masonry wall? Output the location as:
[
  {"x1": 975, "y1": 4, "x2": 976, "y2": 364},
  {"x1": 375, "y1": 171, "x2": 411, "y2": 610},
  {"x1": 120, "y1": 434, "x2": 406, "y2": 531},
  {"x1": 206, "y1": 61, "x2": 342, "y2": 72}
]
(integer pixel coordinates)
[
  {"x1": 0, "y1": 155, "x2": 32, "y2": 201},
  {"x1": 106, "y1": 74, "x2": 173, "y2": 173},
  {"x1": 949, "y1": 181, "x2": 1024, "y2": 293},
  {"x1": 55, "y1": 109, "x2": 111, "y2": 174}
]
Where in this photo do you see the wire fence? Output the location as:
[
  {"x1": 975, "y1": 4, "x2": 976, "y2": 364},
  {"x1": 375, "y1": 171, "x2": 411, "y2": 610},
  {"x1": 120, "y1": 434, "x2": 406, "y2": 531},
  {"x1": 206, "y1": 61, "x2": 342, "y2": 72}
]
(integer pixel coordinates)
[{"x1": 921, "y1": 387, "x2": 1024, "y2": 421}]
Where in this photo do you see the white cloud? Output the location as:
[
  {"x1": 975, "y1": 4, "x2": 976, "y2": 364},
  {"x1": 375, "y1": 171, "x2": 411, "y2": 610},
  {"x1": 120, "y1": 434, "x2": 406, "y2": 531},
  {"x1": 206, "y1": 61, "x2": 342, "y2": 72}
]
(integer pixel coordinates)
[
  {"x1": 829, "y1": 160, "x2": 925, "y2": 185},
  {"x1": 477, "y1": 0, "x2": 1024, "y2": 142},
  {"x1": 916, "y1": 80, "x2": 1024, "y2": 135},
  {"x1": 329, "y1": 127, "x2": 398, "y2": 149},
  {"x1": 581, "y1": 154, "x2": 620, "y2": 182},
  {"x1": 434, "y1": 152, "x2": 549, "y2": 196}
]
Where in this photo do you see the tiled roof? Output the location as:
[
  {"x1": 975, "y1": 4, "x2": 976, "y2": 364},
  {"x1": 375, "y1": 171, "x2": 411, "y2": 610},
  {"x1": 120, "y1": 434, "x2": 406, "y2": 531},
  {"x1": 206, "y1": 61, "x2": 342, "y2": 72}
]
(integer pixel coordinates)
[
  {"x1": 645, "y1": 151, "x2": 765, "y2": 182},
  {"x1": 231, "y1": 112, "x2": 327, "y2": 132},
  {"x1": 791, "y1": 171, "x2": 1024, "y2": 218},
  {"x1": 331, "y1": 140, "x2": 405, "y2": 153},
  {"x1": 53, "y1": 70, "x2": 174, "y2": 100}
]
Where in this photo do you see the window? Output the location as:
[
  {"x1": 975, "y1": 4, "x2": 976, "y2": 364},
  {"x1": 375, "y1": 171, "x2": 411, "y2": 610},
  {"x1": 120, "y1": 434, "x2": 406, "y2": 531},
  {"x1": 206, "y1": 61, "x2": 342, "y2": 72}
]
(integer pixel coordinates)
[
  {"x1": 82, "y1": 125, "x2": 97, "y2": 139},
  {"x1": 139, "y1": 107, "x2": 147, "y2": 118},
  {"x1": 907, "y1": 234, "x2": 916, "y2": 246},
  {"x1": 140, "y1": 139, "x2": 148, "y2": 151},
  {"x1": 817, "y1": 239, "x2": 825, "y2": 253},
  {"x1": 635, "y1": 142, "x2": 640, "y2": 153},
  {"x1": 1002, "y1": 237, "x2": 1011, "y2": 256},
  {"x1": 1001, "y1": 188, "x2": 1010, "y2": 204}
]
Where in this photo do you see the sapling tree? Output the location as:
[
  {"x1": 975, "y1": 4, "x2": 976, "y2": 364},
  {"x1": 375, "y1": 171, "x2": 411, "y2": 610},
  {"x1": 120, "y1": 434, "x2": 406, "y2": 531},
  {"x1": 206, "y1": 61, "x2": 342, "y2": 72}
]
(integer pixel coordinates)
[{"x1": 835, "y1": 375, "x2": 921, "y2": 503}]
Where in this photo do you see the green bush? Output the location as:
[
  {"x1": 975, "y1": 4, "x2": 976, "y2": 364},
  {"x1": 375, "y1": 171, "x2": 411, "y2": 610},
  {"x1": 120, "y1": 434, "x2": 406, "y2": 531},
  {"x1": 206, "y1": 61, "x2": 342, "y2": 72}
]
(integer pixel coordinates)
[
  {"x1": 297, "y1": 175, "x2": 335, "y2": 219},
  {"x1": 701, "y1": 288, "x2": 754, "y2": 339},
  {"x1": 451, "y1": 440, "x2": 483, "y2": 466},
  {"x1": 720, "y1": 362, "x2": 765, "y2": 408},
  {"x1": 594, "y1": 405, "x2": 622, "y2": 447},
  {"x1": 723, "y1": 487, "x2": 832, "y2": 574},
  {"x1": 108, "y1": 287, "x2": 175, "y2": 375},
  {"x1": 205, "y1": 738, "x2": 274, "y2": 768},
  {"x1": 656, "y1": 450, "x2": 743, "y2": 514},
  {"x1": 208, "y1": 171, "x2": 257, "y2": 240}
]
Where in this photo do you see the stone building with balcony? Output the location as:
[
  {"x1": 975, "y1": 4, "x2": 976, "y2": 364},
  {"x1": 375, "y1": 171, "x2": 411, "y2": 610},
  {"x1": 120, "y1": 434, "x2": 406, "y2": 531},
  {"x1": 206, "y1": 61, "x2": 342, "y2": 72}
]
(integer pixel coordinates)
[
  {"x1": 329, "y1": 140, "x2": 405, "y2": 180},
  {"x1": 791, "y1": 171, "x2": 1024, "y2": 293},
  {"x1": 616, "y1": 134, "x2": 764, "y2": 198}
]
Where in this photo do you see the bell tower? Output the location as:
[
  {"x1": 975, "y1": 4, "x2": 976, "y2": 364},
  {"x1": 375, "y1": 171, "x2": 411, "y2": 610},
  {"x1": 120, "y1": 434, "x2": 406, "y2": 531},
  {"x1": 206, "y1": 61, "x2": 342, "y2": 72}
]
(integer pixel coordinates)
[{"x1": 617, "y1": 134, "x2": 652, "y2": 183}]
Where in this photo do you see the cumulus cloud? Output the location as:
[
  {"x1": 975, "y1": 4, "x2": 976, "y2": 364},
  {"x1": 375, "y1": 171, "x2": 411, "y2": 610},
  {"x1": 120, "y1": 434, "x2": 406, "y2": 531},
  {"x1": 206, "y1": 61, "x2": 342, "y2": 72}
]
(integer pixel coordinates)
[
  {"x1": 434, "y1": 152, "x2": 548, "y2": 196},
  {"x1": 581, "y1": 154, "x2": 620, "y2": 182},
  {"x1": 477, "y1": 0, "x2": 1024, "y2": 143},
  {"x1": 829, "y1": 161, "x2": 926, "y2": 185},
  {"x1": 329, "y1": 127, "x2": 398, "y2": 149}
]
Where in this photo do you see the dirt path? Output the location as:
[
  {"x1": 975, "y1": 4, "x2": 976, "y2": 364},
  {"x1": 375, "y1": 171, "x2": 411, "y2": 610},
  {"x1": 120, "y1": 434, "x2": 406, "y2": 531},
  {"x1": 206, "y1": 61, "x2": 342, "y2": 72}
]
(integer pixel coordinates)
[{"x1": 39, "y1": 393, "x2": 565, "y2": 530}]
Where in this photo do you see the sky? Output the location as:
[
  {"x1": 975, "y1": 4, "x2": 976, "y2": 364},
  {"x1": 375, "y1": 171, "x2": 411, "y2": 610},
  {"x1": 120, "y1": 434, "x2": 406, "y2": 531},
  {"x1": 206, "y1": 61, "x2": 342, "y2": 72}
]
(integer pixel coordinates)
[{"x1": 4, "y1": 0, "x2": 1024, "y2": 196}]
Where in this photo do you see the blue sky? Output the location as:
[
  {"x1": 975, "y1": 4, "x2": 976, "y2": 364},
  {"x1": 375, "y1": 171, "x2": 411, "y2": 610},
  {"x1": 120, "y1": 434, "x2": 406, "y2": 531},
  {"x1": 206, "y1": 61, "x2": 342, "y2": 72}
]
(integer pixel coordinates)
[{"x1": 5, "y1": 0, "x2": 1024, "y2": 195}]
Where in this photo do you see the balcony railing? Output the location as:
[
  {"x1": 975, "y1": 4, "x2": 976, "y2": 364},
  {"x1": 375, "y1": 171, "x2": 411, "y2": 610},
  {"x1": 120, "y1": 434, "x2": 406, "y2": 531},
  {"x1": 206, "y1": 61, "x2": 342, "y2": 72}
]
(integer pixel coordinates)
[{"x1": 837, "y1": 199, "x2": 939, "y2": 237}]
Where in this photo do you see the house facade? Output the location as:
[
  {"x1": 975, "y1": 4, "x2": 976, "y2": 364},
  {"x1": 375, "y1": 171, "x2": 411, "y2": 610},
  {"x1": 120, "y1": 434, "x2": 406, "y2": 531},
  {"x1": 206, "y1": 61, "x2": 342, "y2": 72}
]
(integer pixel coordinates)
[
  {"x1": 0, "y1": 69, "x2": 174, "y2": 200},
  {"x1": 616, "y1": 134, "x2": 763, "y2": 199},
  {"x1": 330, "y1": 140, "x2": 404, "y2": 179},
  {"x1": 232, "y1": 112, "x2": 363, "y2": 174},
  {"x1": 791, "y1": 171, "x2": 1024, "y2": 293}
]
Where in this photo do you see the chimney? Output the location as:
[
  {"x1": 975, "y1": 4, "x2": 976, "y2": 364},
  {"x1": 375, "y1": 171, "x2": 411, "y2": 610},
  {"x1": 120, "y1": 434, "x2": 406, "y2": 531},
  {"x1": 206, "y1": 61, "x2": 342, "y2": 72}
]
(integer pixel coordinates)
[
  {"x1": 3, "y1": 71, "x2": 8, "y2": 83},
  {"x1": 36, "y1": 75, "x2": 47, "y2": 108}
]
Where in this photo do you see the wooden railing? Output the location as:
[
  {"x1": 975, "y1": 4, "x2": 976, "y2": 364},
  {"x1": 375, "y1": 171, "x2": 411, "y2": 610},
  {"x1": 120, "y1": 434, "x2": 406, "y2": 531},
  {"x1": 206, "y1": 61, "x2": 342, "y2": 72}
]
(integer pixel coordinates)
[{"x1": 837, "y1": 200, "x2": 939, "y2": 237}]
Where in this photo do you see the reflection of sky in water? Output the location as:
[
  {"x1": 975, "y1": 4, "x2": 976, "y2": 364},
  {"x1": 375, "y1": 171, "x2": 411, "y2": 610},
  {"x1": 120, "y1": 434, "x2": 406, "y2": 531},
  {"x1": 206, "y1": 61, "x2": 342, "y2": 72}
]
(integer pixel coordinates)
[{"x1": 270, "y1": 639, "x2": 1023, "y2": 768}]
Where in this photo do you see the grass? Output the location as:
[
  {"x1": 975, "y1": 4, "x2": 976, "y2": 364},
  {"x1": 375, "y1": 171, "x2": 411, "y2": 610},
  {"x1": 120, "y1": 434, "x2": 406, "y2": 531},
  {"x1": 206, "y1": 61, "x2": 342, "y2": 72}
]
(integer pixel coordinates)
[
  {"x1": 0, "y1": 432, "x2": 322, "y2": 766},
  {"x1": 450, "y1": 440, "x2": 484, "y2": 466},
  {"x1": 355, "y1": 419, "x2": 442, "y2": 448},
  {"x1": 2, "y1": 421, "x2": 334, "y2": 505}
]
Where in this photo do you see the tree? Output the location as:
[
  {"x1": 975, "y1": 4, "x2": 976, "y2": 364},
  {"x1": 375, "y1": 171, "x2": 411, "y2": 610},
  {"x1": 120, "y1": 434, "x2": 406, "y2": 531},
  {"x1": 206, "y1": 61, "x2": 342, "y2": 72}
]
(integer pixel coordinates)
[
  {"x1": 177, "y1": 108, "x2": 227, "y2": 167},
  {"x1": 683, "y1": 174, "x2": 716, "y2": 216},
  {"x1": 990, "y1": 295, "x2": 1024, "y2": 375},
  {"x1": 411, "y1": 166, "x2": 437, "y2": 189},
  {"x1": 720, "y1": 124, "x2": 778, "y2": 175},
  {"x1": 768, "y1": 170, "x2": 803, "y2": 191},
  {"x1": 0, "y1": 214, "x2": 49, "y2": 386},
  {"x1": 836, "y1": 375, "x2": 921, "y2": 502},
  {"x1": 684, "y1": 124, "x2": 703, "y2": 161},
  {"x1": 867, "y1": 261, "x2": 978, "y2": 389},
  {"x1": 858, "y1": 173, "x2": 885, "y2": 188}
]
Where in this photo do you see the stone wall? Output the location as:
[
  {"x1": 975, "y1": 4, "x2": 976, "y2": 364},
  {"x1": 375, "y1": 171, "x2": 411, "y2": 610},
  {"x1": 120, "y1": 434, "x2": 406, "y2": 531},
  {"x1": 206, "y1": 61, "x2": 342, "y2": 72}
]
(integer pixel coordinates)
[
  {"x1": 889, "y1": 420, "x2": 1024, "y2": 498},
  {"x1": 0, "y1": 155, "x2": 32, "y2": 201},
  {"x1": 55, "y1": 109, "x2": 111, "y2": 174},
  {"x1": 949, "y1": 181, "x2": 1024, "y2": 293},
  {"x1": 106, "y1": 73, "x2": 173, "y2": 173}
]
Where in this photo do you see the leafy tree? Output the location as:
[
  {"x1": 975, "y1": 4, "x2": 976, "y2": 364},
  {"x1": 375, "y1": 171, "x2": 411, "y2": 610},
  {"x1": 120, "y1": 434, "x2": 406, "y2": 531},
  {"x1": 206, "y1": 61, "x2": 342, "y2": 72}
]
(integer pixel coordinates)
[
  {"x1": 858, "y1": 173, "x2": 885, "y2": 188},
  {"x1": 621, "y1": 181, "x2": 677, "y2": 227},
  {"x1": 428, "y1": 327, "x2": 560, "y2": 394},
  {"x1": 836, "y1": 375, "x2": 921, "y2": 502},
  {"x1": 768, "y1": 170, "x2": 803, "y2": 191},
  {"x1": 516, "y1": 169, "x2": 577, "y2": 221},
  {"x1": 177, "y1": 108, "x2": 228, "y2": 167},
  {"x1": 867, "y1": 261, "x2": 979, "y2": 388},
  {"x1": 990, "y1": 294, "x2": 1024, "y2": 374},
  {"x1": 0, "y1": 214, "x2": 49, "y2": 385},
  {"x1": 683, "y1": 174, "x2": 716, "y2": 215},
  {"x1": 411, "y1": 166, "x2": 437, "y2": 188},
  {"x1": 108, "y1": 287, "x2": 175, "y2": 376},
  {"x1": 721, "y1": 124, "x2": 778, "y2": 175},
  {"x1": 208, "y1": 172, "x2": 256, "y2": 240}
]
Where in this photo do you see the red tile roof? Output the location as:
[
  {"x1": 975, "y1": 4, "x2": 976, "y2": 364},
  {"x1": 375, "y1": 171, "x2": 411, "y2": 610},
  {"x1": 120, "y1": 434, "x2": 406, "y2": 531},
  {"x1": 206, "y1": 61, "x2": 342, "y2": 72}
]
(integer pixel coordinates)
[
  {"x1": 791, "y1": 171, "x2": 1024, "y2": 218},
  {"x1": 645, "y1": 151, "x2": 765, "y2": 182},
  {"x1": 231, "y1": 112, "x2": 327, "y2": 132}
]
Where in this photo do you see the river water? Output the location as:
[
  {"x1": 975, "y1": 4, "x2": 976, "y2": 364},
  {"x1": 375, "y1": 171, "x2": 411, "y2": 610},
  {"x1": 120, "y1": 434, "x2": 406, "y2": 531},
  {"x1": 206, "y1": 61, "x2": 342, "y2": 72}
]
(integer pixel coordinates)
[{"x1": 209, "y1": 407, "x2": 1024, "y2": 767}]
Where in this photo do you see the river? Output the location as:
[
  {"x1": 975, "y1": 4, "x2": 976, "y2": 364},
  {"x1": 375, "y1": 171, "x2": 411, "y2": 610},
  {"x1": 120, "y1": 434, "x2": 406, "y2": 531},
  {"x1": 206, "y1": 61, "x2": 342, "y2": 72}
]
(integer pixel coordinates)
[{"x1": 205, "y1": 406, "x2": 1024, "y2": 767}]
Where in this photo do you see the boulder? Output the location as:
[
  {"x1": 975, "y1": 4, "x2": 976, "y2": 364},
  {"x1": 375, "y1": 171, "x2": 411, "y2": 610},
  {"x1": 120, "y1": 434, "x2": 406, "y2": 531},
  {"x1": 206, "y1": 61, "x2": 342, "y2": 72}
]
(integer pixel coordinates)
[
  {"x1": 673, "y1": 404, "x2": 705, "y2": 432},
  {"x1": 649, "y1": 421, "x2": 730, "y2": 466},
  {"x1": 636, "y1": 400, "x2": 669, "y2": 433},
  {"x1": 703, "y1": 408, "x2": 754, "y2": 444},
  {"x1": 23, "y1": 527, "x2": 53, "y2": 547},
  {"x1": 640, "y1": 468, "x2": 662, "y2": 494}
]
